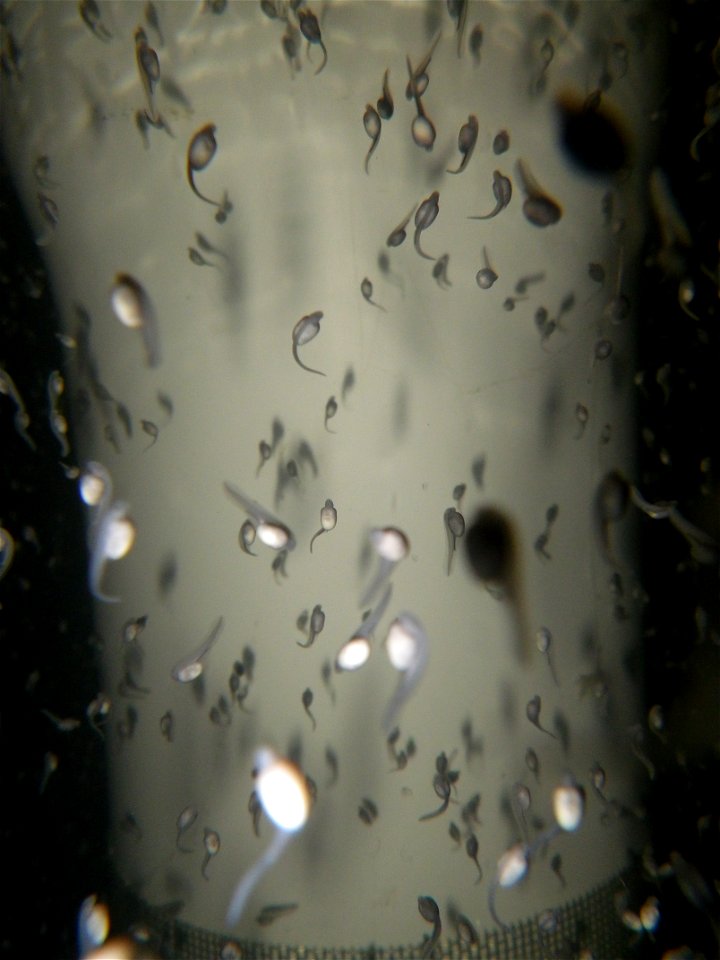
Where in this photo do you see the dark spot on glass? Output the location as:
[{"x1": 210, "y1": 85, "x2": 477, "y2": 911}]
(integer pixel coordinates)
[
  {"x1": 556, "y1": 91, "x2": 629, "y2": 175},
  {"x1": 464, "y1": 507, "x2": 515, "y2": 584}
]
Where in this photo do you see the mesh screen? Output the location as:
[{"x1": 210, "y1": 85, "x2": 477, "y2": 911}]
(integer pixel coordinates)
[{"x1": 120, "y1": 870, "x2": 633, "y2": 959}]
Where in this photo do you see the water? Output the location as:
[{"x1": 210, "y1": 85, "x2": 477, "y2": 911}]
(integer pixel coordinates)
[{"x1": 2, "y1": 2, "x2": 718, "y2": 958}]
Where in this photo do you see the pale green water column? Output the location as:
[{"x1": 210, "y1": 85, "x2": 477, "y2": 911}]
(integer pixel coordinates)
[{"x1": 1, "y1": 1, "x2": 665, "y2": 954}]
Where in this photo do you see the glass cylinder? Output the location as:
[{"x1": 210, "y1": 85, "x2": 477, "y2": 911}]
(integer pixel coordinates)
[{"x1": 1, "y1": 2, "x2": 669, "y2": 957}]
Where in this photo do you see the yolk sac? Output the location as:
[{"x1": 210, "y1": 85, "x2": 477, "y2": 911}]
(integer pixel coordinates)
[
  {"x1": 444, "y1": 507, "x2": 466, "y2": 574},
  {"x1": 406, "y1": 56, "x2": 437, "y2": 151},
  {"x1": 292, "y1": 311, "x2": 326, "y2": 376},
  {"x1": 552, "y1": 778, "x2": 585, "y2": 832},
  {"x1": 187, "y1": 124, "x2": 219, "y2": 204},
  {"x1": 297, "y1": 8, "x2": 327, "y2": 75},
  {"x1": 171, "y1": 617, "x2": 224, "y2": 683},
  {"x1": 110, "y1": 273, "x2": 161, "y2": 368},
  {"x1": 468, "y1": 170, "x2": 512, "y2": 220},
  {"x1": 223, "y1": 482, "x2": 295, "y2": 551},
  {"x1": 488, "y1": 777, "x2": 585, "y2": 928},
  {"x1": 413, "y1": 191, "x2": 440, "y2": 260},
  {"x1": 310, "y1": 499, "x2": 337, "y2": 552},
  {"x1": 80, "y1": 462, "x2": 136, "y2": 604},
  {"x1": 239, "y1": 519, "x2": 257, "y2": 555},
  {"x1": 335, "y1": 584, "x2": 392, "y2": 673},
  {"x1": 526, "y1": 694, "x2": 558, "y2": 739},
  {"x1": 202, "y1": 829, "x2": 221, "y2": 880},
  {"x1": 360, "y1": 526, "x2": 410, "y2": 607},
  {"x1": 386, "y1": 204, "x2": 417, "y2": 248},
  {"x1": 447, "y1": 114, "x2": 479, "y2": 174},
  {"x1": 335, "y1": 635, "x2": 371, "y2": 672},
  {"x1": 226, "y1": 748, "x2": 310, "y2": 926},
  {"x1": 363, "y1": 104, "x2": 381, "y2": 173},
  {"x1": 488, "y1": 843, "x2": 530, "y2": 929},
  {"x1": 77, "y1": 895, "x2": 110, "y2": 959},
  {"x1": 475, "y1": 246, "x2": 499, "y2": 289},
  {"x1": 176, "y1": 805, "x2": 198, "y2": 852},
  {"x1": 382, "y1": 611, "x2": 430, "y2": 732},
  {"x1": 516, "y1": 159, "x2": 562, "y2": 227}
]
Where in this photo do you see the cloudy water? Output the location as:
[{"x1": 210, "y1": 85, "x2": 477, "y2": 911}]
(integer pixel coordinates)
[{"x1": 3, "y1": 2, "x2": 717, "y2": 959}]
